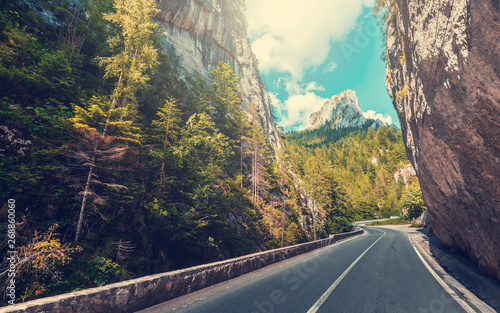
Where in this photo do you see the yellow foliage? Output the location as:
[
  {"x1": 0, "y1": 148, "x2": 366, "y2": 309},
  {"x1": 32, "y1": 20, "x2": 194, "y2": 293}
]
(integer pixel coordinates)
[
  {"x1": 397, "y1": 85, "x2": 409, "y2": 102},
  {"x1": 11, "y1": 224, "x2": 81, "y2": 282}
]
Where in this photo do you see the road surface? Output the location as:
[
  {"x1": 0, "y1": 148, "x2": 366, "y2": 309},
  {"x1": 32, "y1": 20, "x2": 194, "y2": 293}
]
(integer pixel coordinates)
[{"x1": 138, "y1": 226, "x2": 467, "y2": 313}]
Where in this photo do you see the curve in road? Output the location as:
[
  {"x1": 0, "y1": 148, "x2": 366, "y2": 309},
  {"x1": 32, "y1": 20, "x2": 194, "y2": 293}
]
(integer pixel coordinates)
[{"x1": 138, "y1": 226, "x2": 467, "y2": 313}]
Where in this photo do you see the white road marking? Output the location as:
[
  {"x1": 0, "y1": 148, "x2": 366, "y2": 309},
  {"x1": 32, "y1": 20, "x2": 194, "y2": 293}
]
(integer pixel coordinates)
[
  {"x1": 409, "y1": 235, "x2": 492, "y2": 313},
  {"x1": 306, "y1": 230, "x2": 386, "y2": 313}
]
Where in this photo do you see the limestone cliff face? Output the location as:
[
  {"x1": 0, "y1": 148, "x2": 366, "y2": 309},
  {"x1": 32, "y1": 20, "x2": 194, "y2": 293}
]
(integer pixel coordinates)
[
  {"x1": 308, "y1": 90, "x2": 387, "y2": 130},
  {"x1": 155, "y1": 0, "x2": 281, "y2": 149},
  {"x1": 393, "y1": 163, "x2": 416, "y2": 185},
  {"x1": 385, "y1": 0, "x2": 500, "y2": 278}
]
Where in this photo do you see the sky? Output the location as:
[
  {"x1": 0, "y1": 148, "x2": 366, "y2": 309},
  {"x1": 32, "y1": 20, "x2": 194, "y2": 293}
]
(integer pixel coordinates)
[{"x1": 246, "y1": 0, "x2": 399, "y2": 132}]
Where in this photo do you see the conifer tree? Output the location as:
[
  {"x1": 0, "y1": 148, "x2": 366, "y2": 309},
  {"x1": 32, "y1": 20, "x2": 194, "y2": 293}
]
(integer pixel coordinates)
[
  {"x1": 248, "y1": 102, "x2": 269, "y2": 207},
  {"x1": 73, "y1": 0, "x2": 160, "y2": 242},
  {"x1": 99, "y1": 0, "x2": 160, "y2": 113},
  {"x1": 202, "y1": 62, "x2": 242, "y2": 140},
  {"x1": 151, "y1": 96, "x2": 181, "y2": 193},
  {"x1": 70, "y1": 96, "x2": 139, "y2": 242}
]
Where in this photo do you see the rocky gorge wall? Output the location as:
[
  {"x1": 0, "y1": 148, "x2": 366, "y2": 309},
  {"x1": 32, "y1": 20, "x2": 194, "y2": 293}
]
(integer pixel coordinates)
[
  {"x1": 155, "y1": 0, "x2": 282, "y2": 149},
  {"x1": 385, "y1": 0, "x2": 500, "y2": 279}
]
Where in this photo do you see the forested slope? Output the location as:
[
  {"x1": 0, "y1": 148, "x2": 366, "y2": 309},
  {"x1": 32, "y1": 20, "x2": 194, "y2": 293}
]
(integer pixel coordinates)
[
  {"x1": 0, "y1": 0, "x2": 314, "y2": 302},
  {"x1": 285, "y1": 122, "x2": 425, "y2": 235}
]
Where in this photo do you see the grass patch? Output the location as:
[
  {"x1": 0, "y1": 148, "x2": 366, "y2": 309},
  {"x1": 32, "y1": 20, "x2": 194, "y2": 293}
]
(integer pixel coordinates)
[
  {"x1": 367, "y1": 218, "x2": 409, "y2": 226},
  {"x1": 410, "y1": 223, "x2": 425, "y2": 228}
]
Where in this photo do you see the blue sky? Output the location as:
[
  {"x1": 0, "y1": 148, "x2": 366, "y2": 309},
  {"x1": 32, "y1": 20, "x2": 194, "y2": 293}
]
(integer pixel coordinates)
[{"x1": 246, "y1": 1, "x2": 398, "y2": 132}]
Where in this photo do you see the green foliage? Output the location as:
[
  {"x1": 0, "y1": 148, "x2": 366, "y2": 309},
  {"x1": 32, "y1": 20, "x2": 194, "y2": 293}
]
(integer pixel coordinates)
[
  {"x1": 402, "y1": 181, "x2": 426, "y2": 219},
  {"x1": 152, "y1": 97, "x2": 182, "y2": 145},
  {"x1": 177, "y1": 112, "x2": 232, "y2": 182},
  {"x1": 89, "y1": 256, "x2": 126, "y2": 286},
  {"x1": 202, "y1": 61, "x2": 243, "y2": 140},
  {"x1": 99, "y1": 0, "x2": 160, "y2": 107},
  {"x1": 286, "y1": 125, "x2": 414, "y2": 235},
  {"x1": 70, "y1": 95, "x2": 139, "y2": 143},
  {"x1": 367, "y1": 217, "x2": 408, "y2": 226},
  {"x1": 0, "y1": 0, "x2": 312, "y2": 305}
]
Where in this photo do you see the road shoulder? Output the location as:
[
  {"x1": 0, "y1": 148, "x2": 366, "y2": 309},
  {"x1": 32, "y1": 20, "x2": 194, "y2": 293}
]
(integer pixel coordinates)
[{"x1": 374, "y1": 224, "x2": 498, "y2": 312}]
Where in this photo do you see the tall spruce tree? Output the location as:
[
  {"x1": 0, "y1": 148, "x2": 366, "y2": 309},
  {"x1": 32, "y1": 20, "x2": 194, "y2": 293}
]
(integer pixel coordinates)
[
  {"x1": 73, "y1": 0, "x2": 160, "y2": 242},
  {"x1": 151, "y1": 96, "x2": 181, "y2": 194},
  {"x1": 202, "y1": 62, "x2": 242, "y2": 140}
]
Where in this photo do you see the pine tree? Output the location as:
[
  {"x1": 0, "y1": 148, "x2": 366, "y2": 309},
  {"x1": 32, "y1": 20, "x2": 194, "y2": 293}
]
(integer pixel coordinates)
[
  {"x1": 248, "y1": 102, "x2": 269, "y2": 208},
  {"x1": 73, "y1": 0, "x2": 160, "y2": 242},
  {"x1": 202, "y1": 62, "x2": 242, "y2": 140},
  {"x1": 70, "y1": 96, "x2": 139, "y2": 242},
  {"x1": 99, "y1": 0, "x2": 160, "y2": 114},
  {"x1": 151, "y1": 96, "x2": 181, "y2": 193}
]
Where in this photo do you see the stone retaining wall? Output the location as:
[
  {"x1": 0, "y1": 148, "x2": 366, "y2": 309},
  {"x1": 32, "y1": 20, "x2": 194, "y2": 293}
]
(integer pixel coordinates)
[{"x1": 0, "y1": 228, "x2": 363, "y2": 313}]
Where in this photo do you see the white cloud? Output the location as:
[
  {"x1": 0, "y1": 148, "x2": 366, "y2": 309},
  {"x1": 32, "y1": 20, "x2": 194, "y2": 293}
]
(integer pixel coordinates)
[
  {"x1": 363, "y1": 110, "x2": 393, "y2": 125},
  {"x1": 272, "y1": 88, "x2": 394, "y2": 131},
  {"x1": 270, "y1": 79, "x2": 328, "y2": 131},
  {"x1": 324, "y1": 61, "x2": 338, "y2": 73},
  {"x1": 282, "y1": 78, "x2": 325, "y2": 95},
  {"x1": 305, "y1": 81, "x2": 326, "y2": 92},
  {"x1": 247, "y1": 0, "x2": 374, "y2": 79}
]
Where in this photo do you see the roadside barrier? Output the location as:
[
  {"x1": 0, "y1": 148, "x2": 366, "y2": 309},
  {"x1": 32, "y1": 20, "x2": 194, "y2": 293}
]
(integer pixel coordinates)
[{"x1": 1, "y1": 228, "x2": 363, "y2": 313}]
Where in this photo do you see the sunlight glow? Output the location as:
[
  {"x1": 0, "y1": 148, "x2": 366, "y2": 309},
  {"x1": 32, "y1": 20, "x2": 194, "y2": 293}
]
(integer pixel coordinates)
[{"x1": 247, "y1": 0, "x2": 374, "y2": 79}]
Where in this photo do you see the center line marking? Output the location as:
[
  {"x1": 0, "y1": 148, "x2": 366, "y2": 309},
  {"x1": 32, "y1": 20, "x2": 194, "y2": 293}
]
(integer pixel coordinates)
[{"x1": 307, "y1": 230, "x2": 386, "y2": 313}]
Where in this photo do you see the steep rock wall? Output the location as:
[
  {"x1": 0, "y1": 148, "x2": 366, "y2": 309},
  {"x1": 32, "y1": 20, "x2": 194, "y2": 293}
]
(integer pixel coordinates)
[
  {"x1": 385, "y1": 0, "x2": 500, "y2": 279},
  {"x1": 308, "y1": 89, "x2": 386, "y2": 130},
  {"x1": 155, "y1": 0, "x2": 281, "y2": 149}
]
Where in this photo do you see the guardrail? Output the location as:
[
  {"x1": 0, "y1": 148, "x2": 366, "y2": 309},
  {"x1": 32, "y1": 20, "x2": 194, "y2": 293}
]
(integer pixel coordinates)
[{"x1": 1, "y1": 228, "x2": 363, "y2": 313}]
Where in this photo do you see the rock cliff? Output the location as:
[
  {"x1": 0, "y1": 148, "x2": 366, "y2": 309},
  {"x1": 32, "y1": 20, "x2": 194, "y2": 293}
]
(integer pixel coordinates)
[
  {"x1": 155, "y1": 0, "x2": 281, "y2": 149},
  {"x1": 308, "y1": 90, "x2": 387, "y2": 130},
  {"x1": 385, "y1": 0, "x2": 500, "y2": 279},
  {"x1": 394, "y1": 163, "x2": 416, "y2": 185}
]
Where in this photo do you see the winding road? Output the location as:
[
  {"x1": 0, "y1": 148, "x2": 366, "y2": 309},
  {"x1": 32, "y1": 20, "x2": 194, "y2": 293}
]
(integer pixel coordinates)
[{"x1": 138, "y1": 225, "x2": 467, "y2": 313}]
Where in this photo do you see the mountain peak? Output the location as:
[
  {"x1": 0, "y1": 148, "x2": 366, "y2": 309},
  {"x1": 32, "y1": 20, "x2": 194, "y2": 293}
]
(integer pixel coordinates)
[{"x1": 308, "y1": 90, "x2": 386, "y2": 131}]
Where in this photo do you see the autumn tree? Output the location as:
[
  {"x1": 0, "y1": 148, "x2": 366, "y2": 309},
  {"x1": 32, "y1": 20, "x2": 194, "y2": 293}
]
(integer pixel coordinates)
[{"x1": 0, "y1": 225, "x2": 81, "y2": 300}]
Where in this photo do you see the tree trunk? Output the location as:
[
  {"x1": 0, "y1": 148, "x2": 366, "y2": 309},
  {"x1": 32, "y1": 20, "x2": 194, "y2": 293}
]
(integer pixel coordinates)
[
  {"x1": 74, "y1": 148, "x2": 97, "y2": 242},
  {"x1": 75, "y1": 50, "x2": 127, "y2": 242},
  {"x1": 159, "y1": 101, "x2": 172, "y2": 194},
  {"x1": 281, "y1": 204, "x2": 285, "y2": 247}
]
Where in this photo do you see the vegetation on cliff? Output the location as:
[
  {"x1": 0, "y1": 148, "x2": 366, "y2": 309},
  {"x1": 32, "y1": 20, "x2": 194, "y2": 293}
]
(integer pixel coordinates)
[
  {"x1": 0, "y1": 0, "x2": 312, "y2": 302},
  {"x1": 285, "y1": 122, "x2": 424, "y2": 230},
  {"x1": 0, "y1": 0, "x2": 427, "y2": 303}
]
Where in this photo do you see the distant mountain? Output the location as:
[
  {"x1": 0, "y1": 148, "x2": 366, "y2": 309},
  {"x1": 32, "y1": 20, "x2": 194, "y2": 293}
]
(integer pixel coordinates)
[{"x1": 308, "y1": 90, "x2": 388, "y2": 131}]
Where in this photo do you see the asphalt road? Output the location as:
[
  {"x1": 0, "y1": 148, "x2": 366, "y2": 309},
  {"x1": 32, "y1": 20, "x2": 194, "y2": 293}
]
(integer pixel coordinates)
[{"x1": 138, "y1": 226, "x2": 467, "y2": 313}]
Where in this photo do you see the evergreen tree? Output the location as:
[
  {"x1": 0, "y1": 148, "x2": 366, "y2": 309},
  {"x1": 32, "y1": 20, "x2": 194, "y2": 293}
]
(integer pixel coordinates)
[
  {"x1": 248, "y1": 102, "x2": 270, "y2": 208},
  {"x1": 202, "y1": 62, "x2": 242, "y2": 140},
  {"x1": 151, "y1": 96, "x2": 181, "y2": 193},
  {"x1": 70, "y1": 96, "x2": 139, "y2": 242},
  {"x1": 99, "y1": 0, "x2": 160, "y2": 112},
  {"x1": 402, "y1": 180, "x2": 426, "y2": 219},
  {"x1": 73, "y1": 0, "x2": 160, "y2": 242}
]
